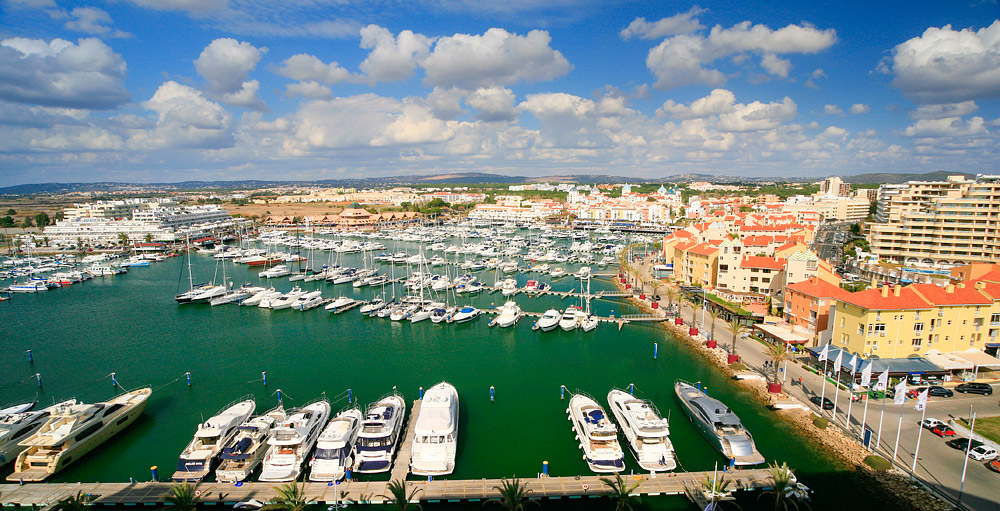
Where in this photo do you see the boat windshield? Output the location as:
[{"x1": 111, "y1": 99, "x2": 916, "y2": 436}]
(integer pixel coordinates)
[
  {"x1": 314, "y1": 447, "x2": 346, "y2": 460},
  {"x1": 358, "y1": 436, "x2": 392, "y2": 448},
  {"x1": 642, "y1": 437, "x2": 663, "y2": 445}
]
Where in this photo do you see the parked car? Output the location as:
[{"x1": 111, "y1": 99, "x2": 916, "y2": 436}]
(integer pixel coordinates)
[
  {"x1": 931, "y1": 425, "x2": 956, "y2": 437},
  {"x1": 921, "y1": 418, "x2": 946, "y2": 430},
  {"x1": 988, "y1": 460, "x2": 1000, "y2": 473},
  {"x1": 955, "y1": 383, "x2": 994, "y2": 396},
  {"x1": 947, "y1": 438, "x2": 984, "y2": 451},
  {"x1": 811, "y1": 396, "x2": 834, "y2": 410},
  {"x1": 909, "y1": 386, "x2": 953, "y2": 398},
  {"x1": 968, "y1": 446, "x2": 999, "y2": 461}
]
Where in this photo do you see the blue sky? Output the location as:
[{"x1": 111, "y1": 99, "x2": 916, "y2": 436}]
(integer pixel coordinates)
[{"x1": 1, "y1": 0, "x2": 999, "y2": 184}]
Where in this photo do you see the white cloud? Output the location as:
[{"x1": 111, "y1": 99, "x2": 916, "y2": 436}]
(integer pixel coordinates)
[
  {"x1": 805, "y1": 67, "x2": 826, "y2": 88},
  {"x1": 372, "y1": 101, "x2": 454, "y2": 146},
  {"x1": 425, "y1": 87, "x2": 466, "y2": 120},
  {"x1": 620, "y1": 6, "x2": 707, "y2": 40},
  {"x1": 359, "y1": 25, "x2": 432, "y2": 83},
  {"x1": 7, "y1": 0, "x2": 57, "y2": 8},
  {"x1": 0, "y1": 37, "x2": 129, "y2": 109},
  {"x1": 63, "y1": 7, "x2": 131, "y2": 38},
  {"x1": 422, "y1": 28, "x2": 571, "y2": 88},
  {"x1": 657, "y1": 88, "x2": 736, "y2": 118},
  {"x1": 465, "y1": 87, "x2": 518, "y2": 122},
  {"x1": 849, "y1": 103, "x2": 870, "y2": 114},
  {"x1": 274, "y1": 54, "x2": 356, "y2": 84},
  {"x1": 823, "y1": 104, "x2": 843, "y2": 115},
  {"x1": 909, "y1": 101, "x2": 978, "y2": 119},
  {"x1": 194, "y1": 38, "x2": 267, "y2": 110},
  {"x1": 717, "y1": 97, "x2": 796, "y2": 131},
  {"x1": 125, "y1": 0, "x2": 227, "y2": 15},
  {"x1": 284, "y1": 81, "x2": 333, "y2": 99},
  {"x1": 889, "y1": 21, "x2": 1000, "y2": 103},
  {"x1": 131, "y1": 80, "x2": 233, "y2": 149},
  {"x1": 520, "y1": 92, "x2": 594, "y2": 119},
  {"x1": 645, "y1": 21, "x2": 836, "y2": 89},
  {"x1": 904, "y1": 116, "x2": 987, "y2": 138}
]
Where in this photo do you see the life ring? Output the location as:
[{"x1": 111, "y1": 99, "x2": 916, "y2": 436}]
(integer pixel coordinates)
[
  {"x1": 582, "y1": 483, "x2": 589, "y2": 491},
  {"x1": 195, "y1": 490, "x2": 202, "y2": 497}
]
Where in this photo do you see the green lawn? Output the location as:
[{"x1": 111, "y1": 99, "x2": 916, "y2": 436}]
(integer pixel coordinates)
[{"x1": 958, "y1": 416, "x2": 1000, "y2": 444}]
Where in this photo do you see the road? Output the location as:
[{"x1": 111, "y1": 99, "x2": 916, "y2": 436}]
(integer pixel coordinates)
[{"x1": 627, "y1": 257, "x2": 1000, "y2": 511}]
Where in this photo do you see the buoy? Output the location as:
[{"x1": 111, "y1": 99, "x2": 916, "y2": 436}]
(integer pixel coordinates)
[
  {"x1": 262, "y1": 371, "x2": 267, "y2": 386},
  {"x1": 26, "y1": 349, "x2": 32, "y2": 363},
  {"x1": 347, "y1": 388, "x2": 353, "y2": 403},
  {"x1": 111, "y1": 372, "x2": 117, "y2": 387},
  {"x1": 654, "y1": 342, "x2": 658, "y2": 359},
  {"x1": 490, "y1": 385, "x2": 495, "y2": 402},
  {"x1": 560, "y1": 385, "x2": 566, "y2": 400},
  {"x1": 186, "y1": 372, "x2": 191, "y2": 386},
  {"x1": 150, "y1": 466, "x2": 158, "y2": 482},
  {"x1": 419, "y1": 386, "x2": 424, "y2": 399},
  {"x1": 35, "y1": 373, "x2": 42, "y2": 387}
]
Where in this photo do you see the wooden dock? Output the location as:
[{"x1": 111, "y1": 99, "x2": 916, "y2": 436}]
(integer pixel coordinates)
[
  {"x1": 389, "y1": 399, "x2": 423, "y2": 482},
  {"x1": 0, "y1": 469, "x2": 771, "y2": 506}
]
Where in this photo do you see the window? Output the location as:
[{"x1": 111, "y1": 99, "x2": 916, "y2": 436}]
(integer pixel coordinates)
[
  {"x1": 914, "y1": 323, "x2": 924, "y2": 333},
  {"x1": 912, "y1": 338, "x2": 922, "y2": 348},
  {"x1": 859, "y1": 324, "x2": 866, "y2": 335},
  {"x1": 874, "y1": 323, "x2": 886, "y2": 336},
  {"x1": 876, "y1": 312, "x2": 882, "y2": 321}
]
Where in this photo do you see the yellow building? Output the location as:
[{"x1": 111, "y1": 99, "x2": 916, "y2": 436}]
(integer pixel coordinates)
[
  {"x1": 827, "y1": 281, "x2": 1000, "y2": 358},
  {"x1": 664, "y1": 240, "x2": 719, "y2": 287}
]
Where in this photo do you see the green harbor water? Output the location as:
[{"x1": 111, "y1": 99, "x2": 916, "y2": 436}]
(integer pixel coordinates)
[{"x1": 1, "y1": 245, "x2": 891, "y2": 510}]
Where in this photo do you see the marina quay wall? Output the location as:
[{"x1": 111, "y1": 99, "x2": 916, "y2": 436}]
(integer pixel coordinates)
[{"x1": 0, "y1": 470, "x2": 772, "y2": 506}]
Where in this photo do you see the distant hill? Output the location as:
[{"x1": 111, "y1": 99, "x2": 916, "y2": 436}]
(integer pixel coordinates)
[{"x1": 844, "y1": 171, "x2": 975, "y2": 185}]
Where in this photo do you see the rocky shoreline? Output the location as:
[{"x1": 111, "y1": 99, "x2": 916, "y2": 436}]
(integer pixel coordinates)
[{"x1": 611, "y1": 269, "x2": 950, "y2": 511}]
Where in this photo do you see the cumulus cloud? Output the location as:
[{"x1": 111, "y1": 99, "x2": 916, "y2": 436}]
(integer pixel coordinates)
[
  {"x1": 422, "y1": 28, "x2": 571, "y2": 88},
  {"x1": 274, "y1": 53, "x2": 357, "y2": 84},
  {"x1": 849, "y1": 103, "x2": 870, "y2": 114},
  {"x1": 904, "y1": 116, "x2": 987, "y2": 138},
  {"x1": 889, "y1": 21, "x2": 1000, "y2": 103},
  {"x1": 717, "y1": 97, "x2": 796, "y2": 131},
  {"x1": 465, "y1": 87, "x2": 518, "y2": 122},
  {"x1": 909, "y1": 101, "x2": 978, "y2": 119},
  {"x1": 657, "y1": 88, "x2": 736, "y2": 118},
  {"x1": 805, "y1": 68, "x2": 826, "y2": 88},
  {"x1": 425, "y1": 87, "x2": 466, "y2": 120},
  {"x1": 0, "y1": 37, "x2": 129, "y2": 109},
  {"x1": 125, "y1": 0, "x2": 227, "y2": 15},
  {"x1": 620, "y1": 6, "x2": 707, "y2": 40},
  {"x1": 194, "y1": 38, "x2": 267, "y2": 110},
  {"x1": 823, "y1": 104, "x2": 843, "y2": 115},
  {"x1": 359, "y1": 25, "x2": 432, "y2": 83},
  {"x1": 131, "y1": 80, "x2": 233, "y2": 149},
  {"x1": 645, "y1": 20, "x2": 836, "y2": 89},
  {"x1": 284, "y1": 81, "x2": 333, "y2": 99},
  {"x1": 63, "y1": 7, "x2": 131, "y2": 38}
]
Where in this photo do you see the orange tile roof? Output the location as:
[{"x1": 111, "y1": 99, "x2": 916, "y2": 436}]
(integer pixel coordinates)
[
  {"x1": 977, "y1": 282, "x2": 1000, "y2": 300},
  {"x1": 739, "y1": 256, "x2": 786, "y2": 270},
  {"x1": 786, "y1": 278, "x2": 850, "y2": 299},
  {"x1": 976, "y1": 271, "x2": 1000, "y2": 283},
  {"x1": 742, "y1": 235, "x2": 774, "y2": 246},
  {"x1": 910, "y1": 283, "x2": 993, "y2": 306},
  {"x1": 688, "y1": 243, "x2": 719, "y2": 257},
  {"x1": 838, "y1": 286, "x2": 933, "y2": 311}
]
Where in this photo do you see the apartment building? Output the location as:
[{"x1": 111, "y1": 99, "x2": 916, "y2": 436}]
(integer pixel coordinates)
[
  {"x1": 45, "y1": 204, "x2": 237, "y2": 244},
  {"x1": 785, "y1": 276, "x2": 849, "y2": 344},
  {"x1": 665, "y1": 241, "x2": 719, "y2": 287},
  {"x1": 868, "y1": 174, "x2": 1000, "y2": 266}
]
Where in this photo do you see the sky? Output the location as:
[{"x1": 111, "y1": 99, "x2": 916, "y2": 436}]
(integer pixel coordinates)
[{"x1": 1, "y1": 1, "x2": 1000, "y2": 185}]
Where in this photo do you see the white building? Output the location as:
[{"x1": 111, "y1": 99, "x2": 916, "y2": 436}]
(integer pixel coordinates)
[{"x1": 45, "y1": 205, "x2": 239, "y2": 245}]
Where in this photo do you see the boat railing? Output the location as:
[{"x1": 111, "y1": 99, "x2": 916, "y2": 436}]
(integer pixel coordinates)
[{"x1": 215, "y1": 394, "x2": 256, "y2": 416}]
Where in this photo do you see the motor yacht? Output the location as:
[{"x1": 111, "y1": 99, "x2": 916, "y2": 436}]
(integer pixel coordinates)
[
  {"x1": 581, "y1": 314, "x2": 599, "y2": 332},
  {"x1": 549, "y1": 267, "x2": 567, "y2": 278},
  {"x1": 0, "y1": 400, "x2": 76, "y2": 468},
  {"x1": 309, "y1": 407, "x2": 363, "y2": 482},
  {"x1": 608, "y1": 389, "x2": 676, "y2": 471},
  {"x1": 390, "y1": 303, "x2": 419, "y2": 321},
  {"x1": 559, "y1": 306, "x2": 586, "y2": 331},
  {"x1": 359, "y1": 297, "x2": 386, "y2": 315},
  {"x1": 430, "y1": 306, "x2": 456, "y2": 324},
  {"x1": 264, "y1": 287, "x2": 306, "y2": 310},
  {"x1": 410, "y1": 382, "x2": 459, "y2": 476},
  {"x1": 410, "y1": 303, "x2": 441, "y2": 323},
  {"x1": 494, "y1": 300, "x2": 521, "y2": 328},
  {"x1": 574, "y1": 266, "x2": 592, "y2": 279},
  {"x1": 216, "y1": 405, "x2": 286, "y2": 483},
  {"x1": 536, "y1": 309, "x2": 561, "y2": 332},
  {"x1": 567, "y1": 393, "x2": 624, "y2": 473},
  {"x1": 259, "y1": 265, "x2": 291, "y2": 279},
  {"x1": 450, "y1": 305, "x2": 480, "y2": 323},
  {"x1": 242, "y1": 288, "x2": 280, "y2": 306},
  {"x1": 293, "y1": 291, "x2": 325, "y2": 311},
  {"x1": 171, "y1": 397, "x2": 256, "y2": 482},
  {"x1": 353, "y1": 393, "x2": 406, "y2": 474},
  {"x1": 258, "y1": 399, "x2": 331, "y2": 482},
  {"x1": 325, "y1": 296, "x2": 356, "y2": 312},
  {"x1": 6, "y1": 388, "x2": 151, "y2": 482},
  {"x1": 673, "y1": 380, "x2": 764, "y2": 466},
  {"x1": 8, "y1": 282, "x2": 47, "y2": 293}
]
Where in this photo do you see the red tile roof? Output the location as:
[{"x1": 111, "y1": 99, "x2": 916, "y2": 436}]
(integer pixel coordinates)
[
  {"x1": 786, "y1": 278, "x2": 849, "y2": 299},
  {"x1": 910, "y1": 283, "x2": 993, "y2": 306},
  {"x1": 976, "y1": 271, "x2": 1000, "y2": 283},
  {"x1": 739, "y1": 256, "x2": 786, "y2": 270},
  {"x1": 742, "y1": 235, "x2": 774, "y2": 246},
  {"x1": 838, "y1": 286, "x2": 933, "y2": 311},
  {"x1": 688, "y1": 243, "x2": 719, "y2": 257}
]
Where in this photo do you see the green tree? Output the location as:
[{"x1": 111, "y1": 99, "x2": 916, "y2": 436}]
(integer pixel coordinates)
[
  {"x1": 0, "y1": 216, "x2": 14, "y2": 228},
  {"x1": 164, "y1": 482, "x2": 199, "y2": 511},
  {"x1": 52, "y1": 491, "x2": 95, "y2": 511},
  {"x1": 849, "y1": 223, "x2": 861, "y2": 235},
  {"x1": 55, "y1": 211, "x2": 65, "y2": 221},
  {"x1": 380, "y1": 479, "x2": 421, "y2": 511},
  {"x1": 5, "y1": 208, "x2": 15, "y2": 215},
  {"x1": 34, "y1": 212, "x2": 50, "y2": 227},
  {"x1": 708, "y1": 307, "x2": 722, "y2": 340},
  {"x1": 261, "y1": 481, "x2": 312, "y2": 511},
  {"x1": 767, "y1": 342, "x2": 791, "y2": 384},
  {"x1": 118, "y1": 232, "x2": 130, "y2": 247},
  {"x1": 486, "y1": 478, "x2": 537, "y2": 511},
  {"x1": 600, "y1": 473, "x2": 641, "y2": 511},
  {"x1": 759, "y1": 462, "x2": 809, "y2": 511},
  {"x1": 727, "y1": 318, "x2": 749, "y2": 360},
  {"x1": 21, "y1": 216, "x2": 33, "y2": 228},
  {"x1": 702, "y1": 472, "x2": 741, "y2": 510}
]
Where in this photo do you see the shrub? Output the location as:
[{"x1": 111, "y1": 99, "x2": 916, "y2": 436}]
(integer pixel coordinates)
[
  {"x1": 863, "y1": 455, "x2": 891, "y2": 472},
  {"x1": 812, "y1": 415, "x2": 829, "y2": 429}
]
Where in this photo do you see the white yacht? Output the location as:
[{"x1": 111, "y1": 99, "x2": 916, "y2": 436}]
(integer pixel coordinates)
[
  {"x1": 607, "y1": 389, "x2": 676, "y2": 471},
  {"x1": 559, "y1": 306, "x2": 586, "y2": 331},
  {"x1": 549, "y1": 267, "x2": 567, "y2": 278},
  {"x1": 567, "y1": 393, "x2": 624, "y2": 473},
  {"x1": 353, "y1": 393, "x2": 406, "y2": 474},
  {"x1": 263, "y1": 287, "x2": 305, "y2": 310},
  {"x1": 309, "y1": 407, "x2": 363, "y2": 482},
  {"x1": 580, "y1": 314, "x2": 599, "y2": 332},
  {"x1": 0, "y1": 400, "x2": 76, "y2": 468},
  {"x1": 536, "y1": 309, "x2": 561, "y2": 332},
  {"x1": 325, "y1": 296, "x2": 356, "y2": 312},
  {"x1": 499, "y1": 278, "x2": 519, "y2": 296},
  {"x1": 259, "y1": 265, "x2": 291, "y2": 279},
  {"x1": 241, "y1": 288, "x2": 279, "y2": 306},
  {"x1": 450, "y1": 305, "x2": 480, "y2": 323},
  {"x1": 189, "y1": 285, "x2": 227, "y2": 304},
  {"x1": 359, "y1": 297, "x2": 386, "y2": 315},
  {"x1": 674, "y1": 380, "x2": 764, "y2": 466},
  {"x1": 410, "y1": 382, "x2": 459, "y2": 476},
  {"x1": 215, "y1": 405, "x2": 286, "y2": 483},
  {"x1": 8, "y1": 282, "x2": 47, "y2": 293},
  {"x1": 574, "y1": 266, "x2": 592, "y2": 279},
  {"x1": 293, "y1": 290, "x2": 325, "y2": 311},
  {"x1": 494, "y1": 300, "x2": 521, "y2": 328},
  {"x1": 172, "y1": 397, "x2": 256, "y2": 482},
  {"x1": 7, "y1": 388, "x2": 151, "y2": 482},
  {"x1": 258, "y1": 399, "x2": 331, "y2": 482}
]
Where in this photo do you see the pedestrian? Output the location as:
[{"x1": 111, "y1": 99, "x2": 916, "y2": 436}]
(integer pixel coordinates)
[{"x1": 798, "y1": 377, "x2": 803, "y2": 386}]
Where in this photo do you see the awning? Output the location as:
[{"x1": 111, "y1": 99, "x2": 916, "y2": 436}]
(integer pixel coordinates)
[
  {"x1": 952, "y1": 349, "x2": 1000, "y2": 369},
  {"x1": 923, "y1": 350, "x2": 974, "y2": 371},
  {"x1": 754, "y1": 323, "x2": 810, "y2": 344}
]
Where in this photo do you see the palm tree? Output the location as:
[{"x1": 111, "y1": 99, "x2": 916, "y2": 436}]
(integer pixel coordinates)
[
  {"x1": 52, "y1": 491, "x2": 95, "y2": 511},
  {"x1": 768, "y1": 342, "x2": 791, "y2": 384},
  {"x1": 261, "y1": 480, "x2": 312, "y2": 511},
  {"x1": 665, "y1": 287, "x2": 679, "y2": 315},
  {"x1": 486, "y1": 478, "x2": 537, "y2": 511},
  {"x1": 164, "y1": 482, "x2": 198, "y2": 511},
  {"x1": 117, "y1": 232, "x2": 130, "y2": 250},
  {"x1": 708, "y1": 307, "x2": 722, "y2": 340},
  {"x1": 600, "y1": 473, "x2": 641, "y2": 511},
  {"x1": 701, "y1": 472, "x2": 741, "y2": 510},
  {"x1": 727, "y1": 318, "x2": 748, "y2": 360},
  {"x1": 380, "y1": 479, "x2": 421, "y2": 511},
  {"x1": 759, "y1": 462, "x2": 810, "y2": 511}
]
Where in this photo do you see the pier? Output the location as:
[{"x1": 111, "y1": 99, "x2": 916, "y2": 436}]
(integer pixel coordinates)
[
  {"x1": 389, "y1": 398, "x2": 423, "y2": 482},
  {"x1": 0, "y1": 469, "x2": 771, "y2": 506}
]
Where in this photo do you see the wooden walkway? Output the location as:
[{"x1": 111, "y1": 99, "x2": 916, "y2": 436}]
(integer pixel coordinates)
[
  {"x1": 0, "y1": 469, "x2": 771, "y2": 506},
  {"x1": 389, "y1": 399, "x2": 422, "y2": 482}
]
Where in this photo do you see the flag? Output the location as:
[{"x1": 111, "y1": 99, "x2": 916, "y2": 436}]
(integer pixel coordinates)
[
  {"x1": 849, "y1": 354, "x2": 859, "y2": 375},
  {"x1": 818, "y1": 344, "x2": 830, "y2": 362},
  {"x1": 860, "y1": 362, "x2": 873, "y2": 388},
  {"x1": 893, "y1": 380, "x2": 907, "y2": 405},
  {"x1": 877, "y1": 369, "x2": 889, "y2": 391},
  {"x1": 915, "y1": 389, "x2": 929, "y2": 411},
  {"x1": 833, "y1": 350, "x2": 843, "y2": 373}
]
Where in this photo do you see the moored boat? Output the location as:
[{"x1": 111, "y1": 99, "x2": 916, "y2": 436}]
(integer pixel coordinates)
[
  {"x1": 258, "y1": 399, "x2": 331, "y2": 482},
  {"x1": 353, "y1": 392, "x2": 405, "y2": 474},
  {"x1": 607, "y1": 389, "x2": 676, "y2": 471},
  {"x1": 171, "y1": 397, "x2": 256, "y2": 482},
  {"x1": 673, "y1": 380, "x2": 764, "y2": 466},
  {"x1": 409, "y1": 382, "x2": 459, "y2": 476},
  {"x1": 567, "y1": 393, "x2": 624, "y2": 473},
  {"x1": 215, "y1": 405, "x2": 286, "y2": 483},
  {"x1": 309, "y1": 407, "x2": 363, "y2": 482}
]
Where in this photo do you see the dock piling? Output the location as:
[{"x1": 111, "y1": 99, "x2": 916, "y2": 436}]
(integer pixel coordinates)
[
  {"x1": 490, "y1": 385, "x2": 495, "y2": 402},
  {"x1": 654, "y1": 342, "x2": 658, "y2": 359},
  {"x1": 419, "y1": 386, "x2": 424, "y2": 399},
  {"x1": 35, "y1": 373, "x2": 41, "y2": 387},
  {"x1": 150, "y1": 466, "x2": 158, "y2": 482},
  {"x1": 262, "y1": 371, "x2": 267, "y2": 386},
  {"x1": 185, "y1": 372, "x2": 191, "y2": 386},
  {"x1": 628, "y1": 383, "x2": 635, "y2": 395},
  {"x1": 347, "y1": 388, "x2": 352, "y2": 403},
  {"x1": 26, "y1": 349, "x2": 32, "y2": 363},
  {"x1": 542, "y1": 461, "x2": 549, "y2": 476},
  {"x1": 560, "y1": 385, "x2": 566, "y2": 400},
  {"x1": 111, "y1": 372, "x2": 117, "y2": 388}
]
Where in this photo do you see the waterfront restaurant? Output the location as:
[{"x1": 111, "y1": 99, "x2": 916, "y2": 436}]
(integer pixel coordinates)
[{"x1": 806, "y1": 345, "x2": 948, "y2": 386}]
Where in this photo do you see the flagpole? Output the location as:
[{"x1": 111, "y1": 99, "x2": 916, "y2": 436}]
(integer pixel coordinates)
[
  {"x1": 892, "y1": 401, "x2": 904, "y2": 463},
  {"x1": 860, "y1": 389, "x2": 870, "y2": 444},
  {"x1": 875, "y1": 371, "x2": 889, "y2": 451},
  {"x1": 958, "y1": 409, "x2": 977, "y2": 507},
  {"x1": 818, "y1": 357, "x2": 829, "y2": 415},
  {"x1": 911, "y1": 397, "x2": 928, "y2": 475},
  {"x1": 846, "y1": 373, "x2": 855, "y2": 433}
]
